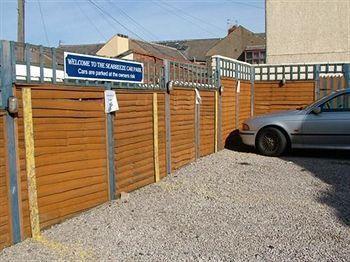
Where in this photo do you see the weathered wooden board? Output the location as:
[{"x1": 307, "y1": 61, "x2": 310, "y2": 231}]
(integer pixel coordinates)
[
  {"x1": 16, "y1": 86, "x2": 109, "y2": 231},
  {"x1": 254, "y1": 81, "x2": 315, "y2": 116},
  {"x1": 199, "y1": 91, "x2": 215, "y2": 157},
  {"x1": 114, "y1": 91, "x2": 166, "y2": 195},
  {"x1": 221, "y1": 78, "x2": 237, "y2": 146},
  {"x1": 238, "y1": 81, "x2": 251, "y2": 129},
  {"x1": 171, "y1": 89, "x2": 195, "y2": 171}
]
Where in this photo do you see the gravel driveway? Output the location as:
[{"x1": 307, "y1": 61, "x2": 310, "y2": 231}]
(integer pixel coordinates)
[{"x1": 1, "y1": 149, "x2": 349, "y2": 261}]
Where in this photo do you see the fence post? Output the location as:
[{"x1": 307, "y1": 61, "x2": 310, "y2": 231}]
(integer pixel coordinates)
[
  {"x1": 22, "y1": 87, "x2": 41, "y2": 239},
  {"x1": 194, "y1": 89, "x2": 200, "y2": 159},
  {"x1": 214, "y1": 90, "x2": 218, "y2": 152},
  {"x1": 152, "y1": 92, "x2": 160, "y2": 182},
  {"x1": 235, "y1": 80, "x2": 240, "y2": 130},
  {"x1": 105, "y1": 83, "x2": 116, "y2": 200},
  {"x1": 344, "y1": 64, "x2": 350, "y2": 89},
  {"x1": 250, "y1": 66, "x2": 255, "y2": 117},
  {"x1": 1, "y1": 41, "x2": 22, "y2": 244},
  {"x1": 215, "y1": 57, "x2": 222, "y2": 151},
  {"x1": 164, "y1": 60, "x2": 172, "y2": 175},
  {"x1": 314, "y1": 64, "x2": 321, "y2": 100}
]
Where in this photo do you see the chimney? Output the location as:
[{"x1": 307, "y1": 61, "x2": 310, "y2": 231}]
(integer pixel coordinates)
[
  {"x1": 97, "y1": 34, "x2": 130, "y2": 58},
  {"x1": 228, "y1": 25, "x2": 237, "y2": 35}
]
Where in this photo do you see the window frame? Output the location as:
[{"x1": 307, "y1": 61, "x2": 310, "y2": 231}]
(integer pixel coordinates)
[{"x1": 320, "y1": 93, "x2": 350, "y2": 113}]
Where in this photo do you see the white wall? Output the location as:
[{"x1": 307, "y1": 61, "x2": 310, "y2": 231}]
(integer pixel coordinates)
[{"x1": 266, "y1": 0, "x2": 350, "y2": 64}]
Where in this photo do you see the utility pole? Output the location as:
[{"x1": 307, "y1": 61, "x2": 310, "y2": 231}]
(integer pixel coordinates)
[{"x1": 18, "y1": 0, "x2": 25, "y2": 43}]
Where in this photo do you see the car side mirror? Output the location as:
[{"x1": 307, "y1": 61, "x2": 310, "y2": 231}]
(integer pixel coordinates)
[{"x1": 312, "y1": 107, "x2": 322, "y2": 115}]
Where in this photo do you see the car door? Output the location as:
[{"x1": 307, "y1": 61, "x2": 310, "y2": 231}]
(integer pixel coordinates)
[{"x1": 301, "y1": 92, "x2": 350, "y2": 148}]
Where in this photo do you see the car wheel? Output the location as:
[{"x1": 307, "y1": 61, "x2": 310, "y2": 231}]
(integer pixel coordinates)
[{"x1": 256, "y1": 127, "x2": 287, "y2": 157}]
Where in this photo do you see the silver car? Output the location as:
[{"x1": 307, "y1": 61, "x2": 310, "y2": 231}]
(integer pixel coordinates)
[{"x1": 240, "y1": 89, "x2": 350, "y2": 156}]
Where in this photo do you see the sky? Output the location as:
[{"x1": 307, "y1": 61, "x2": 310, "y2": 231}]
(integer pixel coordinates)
[{"x1": 0, "y1": 0, "x2": 265, "y2": 47}]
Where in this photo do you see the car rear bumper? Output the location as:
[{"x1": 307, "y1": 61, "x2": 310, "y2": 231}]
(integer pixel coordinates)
[{"x1": 239, "y1": 131, "x2": 256, "y2": 147}]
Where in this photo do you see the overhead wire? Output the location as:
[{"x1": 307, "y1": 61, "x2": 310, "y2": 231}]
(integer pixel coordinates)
[
  {"x1": 225, "y1": 0, "x2": 264, "y2": 10},
  {"x1": 108, "y1": 0, "x2": 160, "y2": 41},
  {"x1": 87, "y1": 0, "x2": 180, "y2": 61},
  {"x1": 37, "y1": 0, "x2": 50, "y2": 46},
  {"x1": 159, "y1": 0, "x2": 224, "y2": 32},
  {"x1": 152, "y1": 0, "x2": 221, "y2": 38},
  {"x1": 74, "y1": 2, "x2": 107, "y2": 42},
  {"x1": 87, "y1": 0, "x2": 147, "y2": 42}
]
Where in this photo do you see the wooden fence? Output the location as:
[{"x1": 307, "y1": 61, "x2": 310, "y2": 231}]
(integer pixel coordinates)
[
  {"x1": 2, "y1": 76, "x2": 347, "y2": 251},
  {"x1": 1, "y1": 46, "x2": 349, "y2": 251},
  {"x1": 254, "y1": 81, "x2": 316, "y2": 116},
  {"x1": 0, "y1": 84, "x2": 220, "y2": 250},
  {"x1": 220, "y1": 78, "x2": 252, "y2": 146}
]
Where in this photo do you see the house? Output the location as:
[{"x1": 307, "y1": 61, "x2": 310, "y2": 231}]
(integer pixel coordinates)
[
  {"x1": 58, "y1": 34, "x2": 188, "y2": 66},
  {"x1": 265, "y1": 0, "x2": 350, "y2": 63},
  {"x1": 244, "y1": 45, "x2": 266, "y2": 64},
  {"x1": 157, "y1": 38, "x2": 222, "y2": 64},
  {"x1": 158, "y1": 25, "x2": 266, "y2": 64},
  {"x1": 58, "y1": 25, "x2": 266, "y2": 66}
]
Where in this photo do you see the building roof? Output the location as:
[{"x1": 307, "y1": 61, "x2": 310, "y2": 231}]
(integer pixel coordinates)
[
  {"x1": 157, "y1": 38, "x2": 222, "y2": 62},
  {"x1": 254, "y1": 33, "x2": 266, "y2": 39},
  {"x1": 206, "y1": 25, "x2": 266, "y2": 60},
  {"x1": 56, "y1": 43, "x2": 105, "y2": 63},
  {"x1": 245, "y1": 44, "x2": 266, "y2": 51},
  {"x1": 58, "y1": 43, "x2": 105, "y2": 55},
  {"x1": 56, "y1": 26, "x2": 265, "y2": 64},
  {"x1": 57, "y1": 39, "x2": 188, "y2": 63},
  {"x1": 157, "y1": 26, "x2": 266, "y2": 62},
  {"x1": 130, "y1": 39, "x2": 188, "y2": 62}
]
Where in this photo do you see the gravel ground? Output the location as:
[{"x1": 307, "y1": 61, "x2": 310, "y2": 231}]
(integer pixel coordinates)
[{"x1": 1, "y1": 149, "x2": 349, "y2": 261}]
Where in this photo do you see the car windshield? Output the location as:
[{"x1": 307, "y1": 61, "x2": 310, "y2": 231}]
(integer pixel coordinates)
[{"x1": 302, "y1": 92, "x2": 339, "y2": 111}]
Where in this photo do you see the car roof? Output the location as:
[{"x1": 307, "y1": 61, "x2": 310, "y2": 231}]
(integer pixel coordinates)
[{"x1": 331, "y1": 88, "x2": 349, "y2": 95}]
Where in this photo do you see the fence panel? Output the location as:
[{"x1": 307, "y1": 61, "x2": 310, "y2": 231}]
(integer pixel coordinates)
[
  {"x1": 221, "y1": 78, "x2": 237, "y2": 146},
  {"x1": 0, "y1": 111, "x2": 12, "y2": 249},
  {"x1": 318, "y1": 76, "x2": 346, "y2": 99},
  {"x1": 171, "y1": 89, "x2": 195, "y2": 171},
  {"x1": 238, "y1": 81, "x2": 251, "y2": 129},
  {"x1": 199, "y1": 91, "x2": 215, "y2": 157},
  {"x1": 114, "y1": 92, "x2": 165, "y2": 194},
  {"x1": 17, "y1": 85, "x2": 109, "y2": 230},
  {"x1": 254, "y1": 81, "x2": 315, "y2": 116},
  {"x1": 156, "y1": 93, "x2": 167, "y2": 180}
]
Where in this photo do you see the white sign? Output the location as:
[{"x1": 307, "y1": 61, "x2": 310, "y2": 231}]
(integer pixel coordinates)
[
  {"x1": 195, "y1": 88, "x2": 202, "y2": 105},
  {"x1": 104, "y1": 90, "x2": 119, "y2": 113},
  {"x1": 236, "y1": 80, "x2": 241, "y2": 93}
]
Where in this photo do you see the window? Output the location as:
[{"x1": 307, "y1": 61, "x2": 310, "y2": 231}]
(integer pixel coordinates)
[{"x1": 321, "y1": 93, "x2": 350, "y2": 112}]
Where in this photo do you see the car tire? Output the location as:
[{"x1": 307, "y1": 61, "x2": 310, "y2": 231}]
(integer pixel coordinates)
[{"x1": 256, "y1": 127, "x2": 287, "y2": 157}]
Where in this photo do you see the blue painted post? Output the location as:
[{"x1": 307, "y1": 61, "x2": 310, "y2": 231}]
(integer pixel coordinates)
[
  {"x1": 215, "y1": 57, "x2": 222, "y2": 150},
  {"x1": 51, "y1": 48, "x2": 56, "y2": 84},
  {"x1": 105, "y1": 83, "x2": 116, "y2": 200},
  {"x1": 314, "y1": 65, "x2": 321, "y2": 100},
  {"x1": 164, "y1": 60, "x2": 172, "y2": 175},
  {"x1": 1, "y1": 41, "x2": 22, "y2": 243},
  {"x1": 250, "y1": 66, "x2": 255, "y2": 117},
  {"x1": 343, "y1": 64, "x2": 350, "y2": 90},
  {"x1": 39, "y1": 46, "x2": 44, "y2": 84},
  {"x1": 25, "y1": 44, "x2": 31, "y2": 83}
]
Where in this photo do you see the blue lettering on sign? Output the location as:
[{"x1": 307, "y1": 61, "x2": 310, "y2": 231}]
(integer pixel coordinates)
[{"x1": 64, "y1": 52, "x2": 144, "y2": 83}]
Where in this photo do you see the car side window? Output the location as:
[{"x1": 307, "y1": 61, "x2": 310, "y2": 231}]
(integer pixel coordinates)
[{"x1": 321, "y1": 93, "x2": 350, "y2": 112}]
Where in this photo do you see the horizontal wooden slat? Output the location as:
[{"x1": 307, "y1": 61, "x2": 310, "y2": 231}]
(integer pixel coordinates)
[{"x1": 16, "y1": 86, "x2": 109, "y2": 233}]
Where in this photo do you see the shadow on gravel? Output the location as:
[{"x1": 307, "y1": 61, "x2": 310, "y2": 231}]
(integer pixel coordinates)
[
  {"x1": 282, "y1": 149, "x2": 350, "y2": 226},
  {"x1": 224, "y1": 130, "x2": 255, "y2": 153}
]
